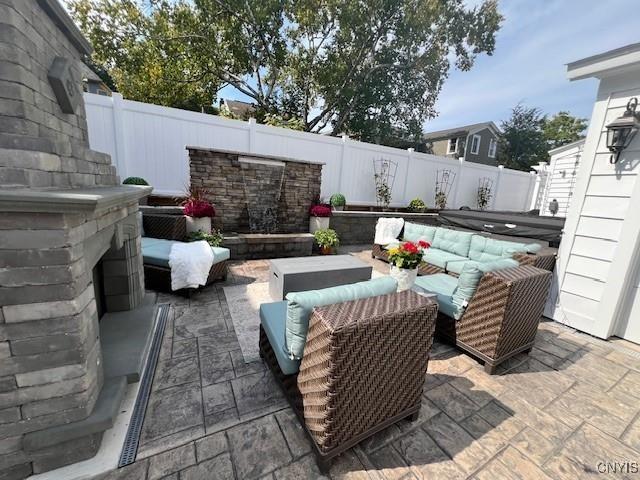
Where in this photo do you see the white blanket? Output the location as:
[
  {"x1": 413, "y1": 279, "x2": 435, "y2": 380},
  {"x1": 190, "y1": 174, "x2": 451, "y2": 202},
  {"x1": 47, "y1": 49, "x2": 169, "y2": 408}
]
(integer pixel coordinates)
[
  {"x1": 374, "y1": 217, "x2": 404, "y2": 245},
  {"x1": 169, "y1": 241, "x2": 214, "y2": 291}
]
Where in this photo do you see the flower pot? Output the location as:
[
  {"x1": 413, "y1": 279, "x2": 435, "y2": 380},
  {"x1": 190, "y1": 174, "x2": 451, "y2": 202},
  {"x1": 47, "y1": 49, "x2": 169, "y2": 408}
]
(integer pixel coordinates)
[
  {"x1": 186, "y1": 216, "x2": 211, "y2": 234},
  {"x1": 320, "y1": 245, "x2": 332, "y2": 255},
  {"x1": 309, "y1": 216, "x2": 330, "y2": 233},
  {"x1": 390, "y1": 265, "x2": 418, "y2": 292},
  {"x1": 332, "y1": 206, "x2": 344, "y2": 211}
]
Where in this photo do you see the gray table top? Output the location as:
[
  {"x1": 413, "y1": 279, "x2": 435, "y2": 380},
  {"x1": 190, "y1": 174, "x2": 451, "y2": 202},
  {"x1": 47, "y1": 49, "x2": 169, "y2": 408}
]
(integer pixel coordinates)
[{"x1": 269, "y1": 255, "x2": 371, "y2": 274}]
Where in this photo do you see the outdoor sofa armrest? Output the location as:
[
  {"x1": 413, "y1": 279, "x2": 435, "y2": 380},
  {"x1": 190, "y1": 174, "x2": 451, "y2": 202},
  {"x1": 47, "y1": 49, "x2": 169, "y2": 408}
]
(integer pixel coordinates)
[
  {"x1": 511, "y1": 251, "x2": 557, "y2": 272},
  {"x1": 297, "y1": 289, "x2": 438, "y2": 454},
  {"x1": 143, "y1": 213, "x2": 187, "y2": 241},
  {"x1": 453, "y1": 265, "x2": 552, "y2": 362}
]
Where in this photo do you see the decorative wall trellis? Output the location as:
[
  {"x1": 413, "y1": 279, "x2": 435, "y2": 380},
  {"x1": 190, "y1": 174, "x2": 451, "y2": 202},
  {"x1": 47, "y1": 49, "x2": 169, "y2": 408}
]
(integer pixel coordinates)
[
  {"x1": 435, "y1": 169, "x2": 456, "y2": 209},
  {"x1": 373, "y1": 158, "x2": 398, "y2": 208}
]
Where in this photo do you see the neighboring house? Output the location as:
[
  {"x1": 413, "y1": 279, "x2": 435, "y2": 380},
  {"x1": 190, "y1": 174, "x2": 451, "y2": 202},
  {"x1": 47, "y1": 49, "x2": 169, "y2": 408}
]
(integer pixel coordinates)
[
  {"x1": 220, "y1": 98, "x2": 256, "y2": 120},
  {"x1": 80, "y1": 62, "x2": 111, "y2": 96},
  {"x1": 423, "y1": 121, "x2": 501, "y2": 166}
]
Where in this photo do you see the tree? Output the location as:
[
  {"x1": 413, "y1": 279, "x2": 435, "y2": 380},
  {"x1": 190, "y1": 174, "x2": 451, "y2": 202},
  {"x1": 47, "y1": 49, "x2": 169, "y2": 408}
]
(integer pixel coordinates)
[
  {"x1": 69, "y1": 0, "x2": 501, "y2": 141},
  {"x1": 498, "y1": 104, "x2": 547, "y2": 171},
  {"x1": 542, "y1": 111, "x2": 588, "y2": 150},
  {"x1": 69, "y1": 0, "x2": 220, "y2": 112}
]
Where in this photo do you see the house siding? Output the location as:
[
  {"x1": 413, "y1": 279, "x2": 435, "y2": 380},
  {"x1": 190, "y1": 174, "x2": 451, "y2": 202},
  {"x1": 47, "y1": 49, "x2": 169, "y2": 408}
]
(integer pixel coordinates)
[
  {"x1": 552, "y1": 72, "x2": 640, "y2": 343},
  {"x1": 540, "y1": 142, "x2": 583, "y2": 216},
  {"x1": 463, "y1": 127, "x2": 499, "y2": 166}
]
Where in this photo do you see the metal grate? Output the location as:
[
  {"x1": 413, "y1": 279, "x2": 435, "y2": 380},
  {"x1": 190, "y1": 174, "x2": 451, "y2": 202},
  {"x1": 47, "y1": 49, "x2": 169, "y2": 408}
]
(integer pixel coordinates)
[{"x1": 117, "y1": 303, "x2": 170, "y2": 467}]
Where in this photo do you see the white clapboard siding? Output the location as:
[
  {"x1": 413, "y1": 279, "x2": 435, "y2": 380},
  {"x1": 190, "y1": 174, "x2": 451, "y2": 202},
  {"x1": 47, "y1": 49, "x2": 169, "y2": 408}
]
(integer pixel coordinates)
[
  {"x1": 539, "y1": 141, "x2": 583, "y2": 216},
  {"x1": 83, "y1": 93, "x2": 536, "y2": 208},
  {"x1": 553, "y1": 75, "x2": 640, "y2": 341}
]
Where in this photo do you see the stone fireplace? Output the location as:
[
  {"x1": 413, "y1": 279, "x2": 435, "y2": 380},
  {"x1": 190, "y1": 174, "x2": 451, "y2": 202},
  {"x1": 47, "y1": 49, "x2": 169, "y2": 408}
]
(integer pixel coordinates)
[{"x1": 0, "y1": 1, "x2": 151, "y2": 478}]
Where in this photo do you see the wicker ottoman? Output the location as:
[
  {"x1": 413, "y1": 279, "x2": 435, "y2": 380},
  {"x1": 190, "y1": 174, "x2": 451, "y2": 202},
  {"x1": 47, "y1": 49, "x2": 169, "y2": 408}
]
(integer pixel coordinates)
[{"x1": 260, "y1": 289, "x2": 438, "y2": 472}]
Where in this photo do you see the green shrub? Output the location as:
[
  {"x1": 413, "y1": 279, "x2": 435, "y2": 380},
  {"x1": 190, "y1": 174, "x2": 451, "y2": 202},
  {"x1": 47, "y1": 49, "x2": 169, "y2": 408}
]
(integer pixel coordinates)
[
  {"x1": 314, "y1": 228, "x2": 339, "y2": 248},
  {"x1": 123, "y1": 176, "x2": 149, "y2": 186},
  {"x1": 408, "y1": 198, "x2": 426, "y2": 212},
  {"x1": 329, "y1": 193, "x2": 346, "y2": 207},
  {"x1": 186, "y1": 229, "x2": 223, "y2": 247}
]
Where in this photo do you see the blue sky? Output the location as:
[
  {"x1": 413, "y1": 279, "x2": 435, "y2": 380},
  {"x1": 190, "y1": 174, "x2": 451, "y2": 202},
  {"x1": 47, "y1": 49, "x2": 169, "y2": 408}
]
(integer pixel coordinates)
[{"x1": 219, "y1": 0, "x2": 640, "y2": 132}]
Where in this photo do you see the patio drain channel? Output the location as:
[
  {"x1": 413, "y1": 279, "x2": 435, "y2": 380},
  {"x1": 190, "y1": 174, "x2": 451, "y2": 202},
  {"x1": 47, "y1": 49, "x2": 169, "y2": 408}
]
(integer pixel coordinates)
[{"x1": 118, "y1": 303, "x2": 170, "y2": 468}]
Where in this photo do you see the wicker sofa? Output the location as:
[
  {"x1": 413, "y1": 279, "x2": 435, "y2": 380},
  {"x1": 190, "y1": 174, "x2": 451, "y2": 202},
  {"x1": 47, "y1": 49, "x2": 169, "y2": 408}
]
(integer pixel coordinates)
[
  {"x1": 141, "y1": 213, "x2": 229, "y2": 292},
  {"x1": 259, "y1": 278, "x2": 438, "y2": 472},
  {"x1": 373, "y1": 221, "x2": 553, "y2": 373},
  {"x1": 372, "y1": 221, "x2": 557, "y2": 275}
]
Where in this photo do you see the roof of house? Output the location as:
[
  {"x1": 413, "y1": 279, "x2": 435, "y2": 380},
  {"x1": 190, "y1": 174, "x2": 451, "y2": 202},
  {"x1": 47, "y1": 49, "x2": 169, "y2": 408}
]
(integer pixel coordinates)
[
  {"x1": 567, "y1": 42, "x2": 640, "y2": 81},
  {"x1": 79, "y1": 62, "x2": 103, "y2": 84},
  {"x1": 221, "y1": 99, "x2": 256, "y2": 118},
  {"x1": 548, "y1": 138, "x2": 585, "y2": 156},
  {"x1": 422, "y1": 121, "x2": 500, "y2": 141}
]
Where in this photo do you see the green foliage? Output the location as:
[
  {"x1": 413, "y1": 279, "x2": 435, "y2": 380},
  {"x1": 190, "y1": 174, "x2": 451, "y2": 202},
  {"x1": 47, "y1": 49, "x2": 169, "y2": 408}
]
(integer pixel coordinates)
[
  {"x1": 69, "y1": 0, "x2": 501, "y2": 143},
  {"x1": 329, "y1": 193, "x2": 346, "y2": 207},
  {"x1": 313, "y1": 228, "x2": 339, "y2": 248},
  {"x1": 122, "y1": 176, "x2": 149, "y2": 185},
  {"x1": 407, "y1": 198, "x2": 426, "y2": 212},
  {"x1": 498, "y1": 104, "x2": 548, "y2": 171},
  {"x1": 264, "y1": 113, "x2": 305, "y2": 131},
  {"x1": 68, "y1": 0, "x2": 219, "y2": 112},
  {"x1": 434, "y1": 191, "x2": 447, "y2": 210},
  {"x1": 476, "y1": 186, "x2": 492, "y2": 210},
  {"x1": 186, "y1": 229, "x2": 223, "y2": 247},
  {"x1": 542, "y1": 111, "x2": 588, "y2": 150}
]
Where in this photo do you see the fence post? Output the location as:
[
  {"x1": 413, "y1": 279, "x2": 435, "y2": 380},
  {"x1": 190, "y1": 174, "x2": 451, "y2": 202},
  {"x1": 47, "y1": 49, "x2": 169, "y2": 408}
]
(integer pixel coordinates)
[
  {"x1": 491, "y1": 164, "x2": 504, "y2": 209},
  {"x1": 401, "y1": 148, "x2": 414, "y2": 206},
  {"x1": 525, "y1": 171, "x2": 537, "y2": 211},
  {"x1": 337, "y1": 134, "x2": 348, "y2": 196},
  {"x1": 248, "y1": 117, "x2": 257, "y2": 153},
  {"x1": 111, "y1": 93, "x2": 127, "y2": 178},
  {"x1": 450, "y1": 158, "x2": 464, "y2": 208}
]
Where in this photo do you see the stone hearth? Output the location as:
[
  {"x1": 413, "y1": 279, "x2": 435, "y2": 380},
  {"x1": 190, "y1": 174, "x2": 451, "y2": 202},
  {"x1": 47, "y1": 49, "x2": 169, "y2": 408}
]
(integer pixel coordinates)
[{"x1": 0, "y1": 1, "x2": 151, "y2": 478}]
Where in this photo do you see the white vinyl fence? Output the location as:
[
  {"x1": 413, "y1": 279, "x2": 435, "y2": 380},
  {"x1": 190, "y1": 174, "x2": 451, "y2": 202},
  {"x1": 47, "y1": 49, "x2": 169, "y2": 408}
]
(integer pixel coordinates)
[{"x1": 85, "y1": 92, "x2": 537, "y2": 209}]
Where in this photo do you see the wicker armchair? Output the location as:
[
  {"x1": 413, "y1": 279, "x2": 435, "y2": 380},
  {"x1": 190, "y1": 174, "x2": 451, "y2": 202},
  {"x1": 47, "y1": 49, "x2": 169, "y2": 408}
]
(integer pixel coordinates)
[
  {"x1": 434, "y1": 265, "x2": 551, "y2": 374},
  {"x1": 260, "y1": 290, "x2": 438, "y2": 472},
  {"x1": 142, "y1": 214, "x2": 227, "y2": 292}
]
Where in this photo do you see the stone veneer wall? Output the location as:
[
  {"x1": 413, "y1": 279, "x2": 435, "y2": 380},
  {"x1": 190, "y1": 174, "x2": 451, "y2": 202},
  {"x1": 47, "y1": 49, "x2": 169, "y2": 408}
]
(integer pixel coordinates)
[
  {"x1": 329, "y1": 211, "x2": 439, "y2": 245},
  {"x1": 0, "y1": 1, "x2": 147, "y2": 478},
  {"x1": 189, "y1": 148, "x2": 322, "y2": 233},
  {"x1": 0, "y1": 0, "x2": 118, "y2": 189}
]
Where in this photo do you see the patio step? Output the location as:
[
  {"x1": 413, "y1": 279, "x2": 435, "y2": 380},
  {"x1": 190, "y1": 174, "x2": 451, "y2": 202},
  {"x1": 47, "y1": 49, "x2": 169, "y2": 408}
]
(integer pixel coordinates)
[{"x1": 100, "y1": 292, "x2": 158, "y2": 383}]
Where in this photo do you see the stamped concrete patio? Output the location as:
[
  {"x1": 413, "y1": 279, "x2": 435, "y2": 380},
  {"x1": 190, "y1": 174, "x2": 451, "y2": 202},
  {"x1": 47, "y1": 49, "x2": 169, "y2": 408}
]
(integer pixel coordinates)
[{"x1": 99, "y1": 246, "x2": 640, "y2": 480}]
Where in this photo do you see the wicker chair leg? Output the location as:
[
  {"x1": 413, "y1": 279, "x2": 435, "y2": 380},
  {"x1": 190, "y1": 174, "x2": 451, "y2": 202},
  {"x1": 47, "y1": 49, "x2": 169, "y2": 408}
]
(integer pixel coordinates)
[
  {"x1": 484, "y1": 362, "x2": 497, "y2": 375},
  {"x1": 407, "y1": 411, "x2": 420, "y2": 422}
]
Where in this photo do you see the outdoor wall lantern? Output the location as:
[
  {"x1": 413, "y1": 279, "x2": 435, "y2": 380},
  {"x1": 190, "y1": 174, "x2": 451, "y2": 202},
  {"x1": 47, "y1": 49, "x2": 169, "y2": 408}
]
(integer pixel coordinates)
[{"x1": 605, "y1": 97, "x2": 640, "y2": 164}]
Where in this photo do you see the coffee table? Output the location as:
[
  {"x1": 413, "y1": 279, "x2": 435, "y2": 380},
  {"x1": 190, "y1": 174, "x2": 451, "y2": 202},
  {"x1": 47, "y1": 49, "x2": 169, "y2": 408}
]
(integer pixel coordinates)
[{"x1": 269, "y1": 255, "x2": 373, "y2": 300}]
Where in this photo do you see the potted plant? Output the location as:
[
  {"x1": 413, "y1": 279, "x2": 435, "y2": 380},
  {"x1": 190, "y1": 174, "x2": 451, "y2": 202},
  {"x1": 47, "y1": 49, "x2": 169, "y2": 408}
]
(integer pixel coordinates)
[
  {"x1": 407, "y1": 198, "x2": 426, "y2": 213},
  {"x1": 330, "y1": 193, "x2": 346, "y2": 211},
  {"x1": 122, "y1": 176, "x2": 149, "y2": 186},
  {"x1": 387, "y1": 240, "x2": 431, "y2": 291},
  {"x1": 309, "y1": 203, "x2": 332, "y2": 233},
  {"x1": 314, "y1": 228, "x2": 339, "y2": 255},
  {"x1": 182, "y1": 187, "x2": 215, "y2": 234},
  {"x1": 186, "y1": 228, "x2": 223, "y2": 247}
]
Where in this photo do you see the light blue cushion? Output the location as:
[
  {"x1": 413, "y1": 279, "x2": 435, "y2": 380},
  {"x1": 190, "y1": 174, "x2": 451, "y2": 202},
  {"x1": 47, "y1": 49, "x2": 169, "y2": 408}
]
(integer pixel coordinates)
[
  {"x1": 141, "y1": 237, "x2": 229, "y2": 268},
  {"x1": 422, "y1": 248, "x2": 467, "y2": 269},
  {"x1": 260, "y1": 301, "x2": 300, "y2": 375},
  {"x1": 432, "y1": 228, "x2": 474, "y2": 257},
  {"x1": 469, "y1": 235, "x2": 542, "y2": 262},
  {"x1": 451, "y1": 262, "x2": 484, "y2": 317},
  {"x1": 477, "y1": 257, "x2": 519, "y2": 273},
  {"x1": 402, "y1": 222, "x2": 437, "y2": 243},
  {"x1": 284, "y1": 277, "x2": 398, "y2": 359},
  {"x1": 414, "y1": 274, "x2": 459, "y2": 318},
  {"x1": 211, "y1": 247, "x2": 231, "y2": 263},
  {"x1": 445, "y1": 259, "x2": 474, "y2": 275}
]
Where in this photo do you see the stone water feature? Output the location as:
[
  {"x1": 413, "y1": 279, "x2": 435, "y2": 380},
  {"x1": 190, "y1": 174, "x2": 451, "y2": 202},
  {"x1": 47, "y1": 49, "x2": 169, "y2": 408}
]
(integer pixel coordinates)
[
  {"x1": 188, "y1": 147, "x2": 323, "y2": 259},
  {"x1": 240, "y1": 158, "x2": 285, "y2": 233}
]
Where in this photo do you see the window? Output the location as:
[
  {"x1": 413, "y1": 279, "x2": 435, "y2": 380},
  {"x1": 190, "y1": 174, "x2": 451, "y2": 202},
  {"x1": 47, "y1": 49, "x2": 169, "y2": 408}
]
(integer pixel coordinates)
[
  {"x1": 488, "y1": 138, "x2": 497, "y2": 158},
  {"x1": 447, "y1": 137, "x2": 458, "y2": 154},
  {"x1": 470, "y1": 134, "x2": 481, "y2": 155}
]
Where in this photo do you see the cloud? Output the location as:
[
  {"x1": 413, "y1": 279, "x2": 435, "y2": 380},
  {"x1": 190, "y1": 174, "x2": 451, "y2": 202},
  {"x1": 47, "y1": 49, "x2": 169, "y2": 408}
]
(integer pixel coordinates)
[{"x1": 424, "y1": 0, "x2": 639, "y2": 131}]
